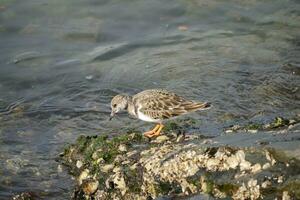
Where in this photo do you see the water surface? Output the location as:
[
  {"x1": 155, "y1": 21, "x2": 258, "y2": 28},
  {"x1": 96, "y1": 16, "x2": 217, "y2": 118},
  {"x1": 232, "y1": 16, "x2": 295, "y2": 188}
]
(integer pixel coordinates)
[{"x1": 0, "y1": 0, "x2": 299, "y2": 199}]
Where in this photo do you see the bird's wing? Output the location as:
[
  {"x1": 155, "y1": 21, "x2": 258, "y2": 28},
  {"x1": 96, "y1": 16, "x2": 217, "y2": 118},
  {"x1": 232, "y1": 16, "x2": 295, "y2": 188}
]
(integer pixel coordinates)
[{"x1": 134, "y1": 89, "x2": 208, "y2": 120}]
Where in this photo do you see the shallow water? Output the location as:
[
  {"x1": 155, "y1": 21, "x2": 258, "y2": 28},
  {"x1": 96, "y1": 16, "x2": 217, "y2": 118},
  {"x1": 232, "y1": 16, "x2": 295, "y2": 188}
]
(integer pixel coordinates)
[{"x1": 0, "y1": 0, "x2": 299, "y2": 199}]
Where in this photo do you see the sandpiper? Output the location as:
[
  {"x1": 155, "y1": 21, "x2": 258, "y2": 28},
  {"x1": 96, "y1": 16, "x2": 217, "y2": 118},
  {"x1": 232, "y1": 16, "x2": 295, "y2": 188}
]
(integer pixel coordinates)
[{"x1": 110, "y1": 89, "x2": 211, "y2": 138}]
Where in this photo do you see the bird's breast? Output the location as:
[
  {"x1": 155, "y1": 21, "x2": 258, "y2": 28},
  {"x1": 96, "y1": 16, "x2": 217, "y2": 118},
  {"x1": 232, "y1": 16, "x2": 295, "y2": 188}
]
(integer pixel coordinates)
[{"x1": 137, "y1": 110, "x2": 160, "y2": 122}]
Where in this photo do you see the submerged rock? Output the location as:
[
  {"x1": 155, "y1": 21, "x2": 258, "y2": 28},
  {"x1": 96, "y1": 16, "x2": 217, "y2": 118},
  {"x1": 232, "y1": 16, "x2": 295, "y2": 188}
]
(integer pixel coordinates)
[
  {"x1": 225, "y1": 116, "x2": 300, "y2": 133},
  {"x1": 12, "y1": 192, "x2": 37, "y2": 200}
]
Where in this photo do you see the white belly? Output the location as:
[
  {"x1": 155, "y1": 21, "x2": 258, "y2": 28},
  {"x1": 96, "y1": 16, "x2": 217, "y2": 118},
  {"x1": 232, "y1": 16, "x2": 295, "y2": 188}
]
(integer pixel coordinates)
[{"x1": 137, "y1": 110, "x2": 160, "y2": 122}]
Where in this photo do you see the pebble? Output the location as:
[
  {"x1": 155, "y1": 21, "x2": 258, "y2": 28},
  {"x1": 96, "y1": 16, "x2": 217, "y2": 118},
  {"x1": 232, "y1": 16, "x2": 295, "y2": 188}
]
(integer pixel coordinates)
[
  {"x1": 265, "y1": 151, "x2": 276, "y2": 165},
  {"x1": 277, "y1": 175, "x2": 283, "y2": 183},
  {"x1": 251, "y1": 163, "x2": 262, "y2": 174},
  {"x1": 262, "y1": 163, "x2": 271, "y2": 170},
  {"x1": 57, "y1": 164, "x2": 63, "y2": 173},
  {"x1": 78, "y1": 169, "x2": 90, "y2": 185},
  {"x1": 176, "y1": 134, "x2": 185, "y2": 143},
  {"x1": 82, "y1": 179, "x2": 99, "y2": 195},
  {"x1": 113, "y1": 166, "x2": 122, "y2": 173},
  {"x1": 226, "y1": 155, "x2": 239, "y2": 169},
  {"x1": 118, "y1": 144, "x2": 127, "y2": 152},
  {"x1": 152, "y1": 135, "x2": 169, "y2": 143},
  {"x1": 206, "y1": 158, "x2": 220, "y2": 171},
  {"x1": 112, "y1": 172, "x2": 127, "y2": 196},
  {"x1": 235, "y1": 150, "x2": 246, "y2": 162},
  {"x1": 240, "y1": 160, "x2": 252, "y2": 171},
  {"x1": 76, "y1": 160, "x2": 83, "y2": 169},
  {"x1": 85, "y1": 75, "x2": 94, "y2": 80},
  {"x1": 248, "y1": 129, "x2": 258, "y2": 134},
  {"x1": 101, "y1": 164, "x2": 114, "y2": 173},
  {"x1": 282, "y1": 191, "x2": 291, "y2": 200},
  {"x1": 261, "y1": 180, "x2": 271, "y2": 188}
]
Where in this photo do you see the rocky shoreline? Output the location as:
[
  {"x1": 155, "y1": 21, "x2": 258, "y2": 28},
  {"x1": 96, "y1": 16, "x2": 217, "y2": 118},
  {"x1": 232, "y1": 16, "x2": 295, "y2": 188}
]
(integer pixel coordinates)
[{"x1": 60, "y1": 117, "x2": 300, "y2": 200}]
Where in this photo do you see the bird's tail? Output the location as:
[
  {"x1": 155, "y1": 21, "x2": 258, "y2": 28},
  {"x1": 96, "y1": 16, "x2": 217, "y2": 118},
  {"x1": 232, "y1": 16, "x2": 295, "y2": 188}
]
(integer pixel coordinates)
[{"x1": 183, "y1": 102, "x2": 212, "y2": 112}]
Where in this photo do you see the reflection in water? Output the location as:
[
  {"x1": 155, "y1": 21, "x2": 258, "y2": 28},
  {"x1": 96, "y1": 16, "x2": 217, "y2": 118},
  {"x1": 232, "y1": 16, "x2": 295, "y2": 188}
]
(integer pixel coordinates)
[{"x1": 0, "y1": 0, "x2": 299, "y2": 199}]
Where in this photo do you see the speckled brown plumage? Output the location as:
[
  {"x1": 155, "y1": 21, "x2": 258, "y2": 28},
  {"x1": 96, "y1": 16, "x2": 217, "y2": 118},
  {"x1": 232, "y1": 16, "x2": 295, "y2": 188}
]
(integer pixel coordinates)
[{"x1": 132, "y1": 89, "x2": 210, "y2": 121}]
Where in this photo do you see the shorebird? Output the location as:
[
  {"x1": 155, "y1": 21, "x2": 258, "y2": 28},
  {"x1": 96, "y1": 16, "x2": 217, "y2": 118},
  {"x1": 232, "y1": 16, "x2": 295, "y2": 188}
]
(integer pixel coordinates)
[{"x1": 109, "y1": 89, "x2": 211, "y2": 138}]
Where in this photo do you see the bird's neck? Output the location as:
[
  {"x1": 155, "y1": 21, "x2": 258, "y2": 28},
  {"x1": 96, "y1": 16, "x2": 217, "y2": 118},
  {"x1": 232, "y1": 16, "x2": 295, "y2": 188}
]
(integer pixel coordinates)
[{"x1": 126, "y1": 96, "x2": 137, "y2": 117}]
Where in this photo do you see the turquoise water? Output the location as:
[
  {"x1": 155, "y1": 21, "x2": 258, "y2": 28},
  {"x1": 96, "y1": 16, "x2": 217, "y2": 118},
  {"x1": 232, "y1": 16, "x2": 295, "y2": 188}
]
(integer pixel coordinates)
[{"x1": 0, "y1": 0, "x2": 299, "y2": 199}]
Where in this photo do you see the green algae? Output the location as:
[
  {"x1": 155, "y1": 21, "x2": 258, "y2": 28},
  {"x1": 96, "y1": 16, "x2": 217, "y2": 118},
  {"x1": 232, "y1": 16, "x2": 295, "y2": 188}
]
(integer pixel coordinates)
[
  {"x1": 124, "y1": 169, "x2": 142, "y2": 194},
  {"x1": 281, "y1": 180, "x2": 300, "y2": 199},
  {"x1": 61, "y1": 132, "x2": 146, "y2": 176},
  {"x1": 164, "y1": 118, "x2": 197, "y2": 133},
  {"x1": 245, "y1": 123, "x2": 263, "y2": 130},
  {"x1": 217, "y1": 183, "x2": 239, "y2": 196}
]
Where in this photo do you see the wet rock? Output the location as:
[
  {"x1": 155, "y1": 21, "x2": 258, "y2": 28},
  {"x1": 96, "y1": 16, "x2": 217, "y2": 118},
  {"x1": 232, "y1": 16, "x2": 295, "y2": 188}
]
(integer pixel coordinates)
[
  {"x1": 225, "y1": 116, "x2": 300, "y2": 133},
  {"x1": 233, "y1": 179, "x2": 260, "y2": 200},
  {"x1": 60, "y1": 131, "x2": 300, "y2": 200},
  {"x1": 6, "y1": 156, "x2": 29, "y2": 174}
]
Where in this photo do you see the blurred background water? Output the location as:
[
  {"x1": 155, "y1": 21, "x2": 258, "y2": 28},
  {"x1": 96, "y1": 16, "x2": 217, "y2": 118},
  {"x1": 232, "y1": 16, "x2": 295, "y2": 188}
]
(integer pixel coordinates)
[{"x1": 0, "y1": 0, "x2": 299, "y2": 199}]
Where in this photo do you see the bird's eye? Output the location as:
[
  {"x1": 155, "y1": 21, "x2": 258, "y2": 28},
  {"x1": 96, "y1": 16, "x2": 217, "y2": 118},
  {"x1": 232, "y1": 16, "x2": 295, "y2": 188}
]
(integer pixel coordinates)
[{"x1": 113, "y1": 104, "x2": 117, "y2": 108}]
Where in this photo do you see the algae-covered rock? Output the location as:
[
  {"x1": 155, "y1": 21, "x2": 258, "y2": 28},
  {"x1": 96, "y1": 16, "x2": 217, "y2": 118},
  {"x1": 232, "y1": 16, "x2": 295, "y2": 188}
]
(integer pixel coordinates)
[
  {"x1": 60, "y1": 129, "x2": 300, "y2": 200},
  {"x1": 225, "y1": 116, "x2": 300, "y2": 133}
]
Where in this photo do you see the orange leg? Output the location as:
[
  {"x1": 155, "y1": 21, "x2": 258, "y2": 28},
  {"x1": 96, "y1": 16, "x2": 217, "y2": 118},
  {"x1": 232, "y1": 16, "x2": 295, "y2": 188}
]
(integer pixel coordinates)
[
  {"x1": 143, "y1": 124, "x2": 160, "y2": 137},
  {"x1": 146, "y1": 124, "x2": 164, "y2": 138}
]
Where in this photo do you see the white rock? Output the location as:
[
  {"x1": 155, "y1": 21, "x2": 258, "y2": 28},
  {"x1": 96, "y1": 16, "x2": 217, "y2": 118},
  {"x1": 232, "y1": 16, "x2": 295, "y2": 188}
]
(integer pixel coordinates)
[
  {"x1": 277, "y1": 175, "x2": 283, "y2": 183},
  {"x1": 57, "y1": 164, "x2": 63, "y2": 173},
  {"x1": 235, "y1": 150, "x2": 246, "y2": 162},
  {"x1": 262, "y1": 163, "x2": 271, "y2": 170},
  {"x1": 152, "y1": 135, "x2": 169, "y2": 143},
  {"x1": 113, "y1": 166, "x2": 122, "y2": 173},
  {"x1": 240, "y1": 160, "x2": 252, "y2": 171},
  {"x1": 248, "y1": 129, "x2": 258, "y2": 133},
  {"x1": 248, "y1": 178, "x2": 257, "y2": 187},
  {"x1": 101, "y1": 164, "x2": 114, "y2": 173},
  {"x1": 265, "y1": 151, "x2": 276, "y2": 165},
  {"x1": 113, "y1": 172, "x2": 127, "y2": 196},
  {"x1": 118, "y1": 144, "x2": 127, "y2": 152},
  {"x1": 282, "y1": 191, "x2": 291, "y2": 200},
  {"x1": 261, "y1": 180, "x2": 271, "y2": 188},
  {"x1": 206, "y1": 158, "x2": 220, "y2": 171},
  {"x1": 76, "y1": 160, "x2": 83, "y2": 169},
  {"x1": 78, "y1": 169, "x2": 90, "y2": 185},
  {"x1": 226, "y1": 155, "x2": 239, "y2": 169},
  {"x1": 251, "y1": 163, "x2": 262, "y2": 174}
]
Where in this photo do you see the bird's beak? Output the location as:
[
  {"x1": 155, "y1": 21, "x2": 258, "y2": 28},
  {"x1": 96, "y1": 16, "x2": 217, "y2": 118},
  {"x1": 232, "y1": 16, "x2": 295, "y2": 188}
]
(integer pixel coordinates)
[{"x1": 109, "y1": 111, "x2": 115, "y2": 121}]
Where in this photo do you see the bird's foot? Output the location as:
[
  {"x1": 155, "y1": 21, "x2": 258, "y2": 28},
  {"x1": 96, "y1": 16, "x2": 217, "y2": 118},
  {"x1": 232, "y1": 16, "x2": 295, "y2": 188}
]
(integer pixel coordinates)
[{"x1": 143, "y1": 124, "x2": 164, "y2": 138}]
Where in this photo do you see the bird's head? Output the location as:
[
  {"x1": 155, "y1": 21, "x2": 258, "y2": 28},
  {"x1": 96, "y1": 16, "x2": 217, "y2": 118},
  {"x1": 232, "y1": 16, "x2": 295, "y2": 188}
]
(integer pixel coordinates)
[{"x1": 109, "y1": 94, "x2": 130, "y2": 120}]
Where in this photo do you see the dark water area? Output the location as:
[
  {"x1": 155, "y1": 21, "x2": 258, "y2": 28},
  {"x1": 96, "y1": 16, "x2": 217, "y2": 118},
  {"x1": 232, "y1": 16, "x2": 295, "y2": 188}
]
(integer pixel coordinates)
[{"x1": 0, "y1": 0, "x2": 299, "y2": 199}]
